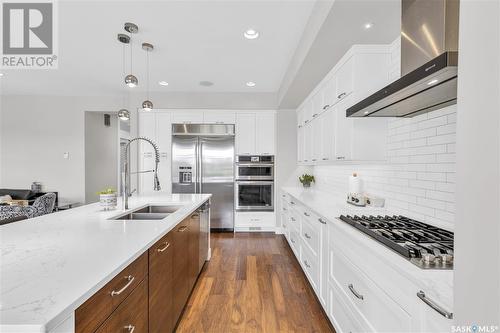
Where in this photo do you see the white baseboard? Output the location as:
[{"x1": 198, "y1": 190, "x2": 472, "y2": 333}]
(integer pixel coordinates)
[{"x1": 234, "y1": 226, "x2": 276, "y2": 232}]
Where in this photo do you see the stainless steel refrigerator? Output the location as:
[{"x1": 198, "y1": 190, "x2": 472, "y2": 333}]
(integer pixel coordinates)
[{"x1": 171, "y1": 124, "x2": 234, "y2": 231}]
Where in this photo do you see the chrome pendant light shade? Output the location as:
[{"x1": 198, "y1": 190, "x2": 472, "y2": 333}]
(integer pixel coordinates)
[
  {"x1": 124, "y1": 74, "x2": 138, "y2": 87},
  {"x1": 142, "y1": 100, "x2": 153, "y2": 111},
  {"x1": 118, "y1": 109, "x2": 130, "y2": 121}
]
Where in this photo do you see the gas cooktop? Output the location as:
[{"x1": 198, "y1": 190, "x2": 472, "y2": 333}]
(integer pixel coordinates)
[{"x1": 339, "y1": 215, "x2": 454, "y2": 269}]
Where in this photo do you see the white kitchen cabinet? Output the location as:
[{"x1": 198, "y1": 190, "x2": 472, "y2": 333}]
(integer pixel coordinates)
[
  {"x1": 256, "y1": 112, "x2": 275, "y2": 155},
  {"x1": 203, "y1": 111, "x2": 236, "y2": 124},
  {"x1": 234, "y1": 212, "x2": 275, "y2": 232},
  {"x1": 235, "y1": 113, "x2": 256, "y2": 155},
  {"x1": 280, "y1": 189, "x2": 454, "y2": 333},
  {"x1": 236, "y1": 112, "x2": 276, "y2": 156},
  {"x1": 296, "y1": 45, "x2": 390, "y2": 164},
  {"x1": 171, "y1": 111, "x2": 203, "y2": 124}
]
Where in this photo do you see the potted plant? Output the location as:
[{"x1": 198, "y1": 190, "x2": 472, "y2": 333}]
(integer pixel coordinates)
[
  {"x1": 299, "y1": 174, "x2": 315, "y2": 188},
  {"x1": 97, "y1": 188, "x2": 117, "y2": 211}
]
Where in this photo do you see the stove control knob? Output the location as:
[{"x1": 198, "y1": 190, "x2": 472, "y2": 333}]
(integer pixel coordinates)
[{"x1": 422, "y1": 253, "x2": 436, "y2": 264}]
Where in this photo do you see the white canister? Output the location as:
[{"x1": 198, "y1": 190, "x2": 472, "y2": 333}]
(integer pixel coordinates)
[{"x1": 100, "y1": 193, "x2": 117, "y2": 211}]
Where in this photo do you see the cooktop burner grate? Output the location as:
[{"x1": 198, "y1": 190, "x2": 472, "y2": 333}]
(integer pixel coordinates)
[{"x1": 339, "y1": 215, "x2": 454, "y2": 269}]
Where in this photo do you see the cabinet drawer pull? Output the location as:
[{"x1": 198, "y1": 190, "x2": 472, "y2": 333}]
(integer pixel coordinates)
[
  {"x1": 312, "y1": 113, "x2": 318, "y2": 118},
  {"x1": 417, "y1": 291, "x2": 453, "y2": 319},
  {"x1": 348, "y1": 284, "x2": 364, "y2": 300},
  {"x1": 303, "y1": 260, "x2": 311, "y2": 268},
  {"x1": 290, "y1": 201, "x2": 295, "y2": 205},
  {"x1": 157, "y1": 242, "x2": 170, "y2": 252},
  {"x1": 124, "y1": 324, "x2": 135, "y2": 333},
  {"x1": 304, "y1": 233, "x2": 311, "y2": 239},
  {"x1": 318, "y1": 218, "x2": 327, "y2": 224},
  {"x1": 111, "y1": 275, "x2": 135, "y2": 296},
  {"x1": 303, "y1": 212, "x2": 310, "y2": 217},
  {"x1": 282, "y1": 194, "x2": 286, "y2": 198},
  {"x1": 305, "y1": 119, "x2": 309, "y2": 123},
  {"x1": 291, "y1": 239, "x2": 296, "y2": 244},
  {"x1": 283, "y1": 207, "x2": 287, "y2": 211},
  {"x1": 290, "y1": 217, "x2": 296, "y2": 222},
  {"x1": 191, "y1": 213, "x2": 199, "y2": 218},
  {"x1": 336, "y1": 156, "x2": 346, "y2": 160},
  {"x1": 337, "y1": 92, "x2": 347, "y2": 99},
  {"x1": 322, "y1": 158, "x2": 329, "y2": 161},
  {"x1": 312, "y1": 159, "x2": 317, "y2": 161},
  {"x1": 178, "y1": 226, "x2": 188, "y2": 232},
  {"x1": 323, "y1": 104, "x2": 330, "y2": 110}
]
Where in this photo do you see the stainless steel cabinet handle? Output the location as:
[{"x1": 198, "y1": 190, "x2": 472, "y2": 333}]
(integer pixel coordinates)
[
  {"x1": 312, "y1": 159, "x2": 317, "y2": 162},
  {"x1": 303, "y1": 260, "x2": 311, "y2": 268},
  {"x1": 282, "y1": 194, "x2": 286, "y2": 198},
  {"x1": 312, "y1": 113, "x2": 318, "y2": 118},
  {"x1": 417, "y1": 291, "x2": 453, "y2": 319},
  {"x1": 291, "y1": 239, "x2": 296, "y2": 244},
  {"x1": 191, "y1": 213, "x2": 200, "y2": 218},
  {"x1": 304, "y1": 233, "x2": 311, "y2": 239},
  {"x1": 111, "y1": 275, "x2": 135, "y2": 296},
  {"x1": 337, "y1": 92, "x2": 347, "y2": 99},
  {"x1": 303, "y1": 212, "x2": 310, "y2": 217},
  {"x1": 283, "y1": 207, "x2": 287, "y2": 211},
  {"x1": 305, "y1": 119, "x2": 310, "y2": 123},
  {"x1": 290, "y1": 217, "x2": 296, "y2": 222},
  {"x1": 318, "y1": 218, "x2": 327, "y2": 224},
  {"x1": 322, "y1": 158, "x2": 329, "y2": 161},
  {"x1": 323, "y1": 104, "x2": 330, "y2": 110},
  {"x1": 348, "y1": 284, "x2": 364, "y2": 300},
  {"x1": 178, "y1": 226, "x2": 188, "y2": 232},
  {"x1": 157, "y1": 242, "x2": 170, "y2": 252},
  {"x1": 290, "y1": 201, "x2": 295, "y2": 205},
  {"x1": 124, "y1": 325, "x2": 135, "y2": 333},
  {"x1": 336, "y1": 156, "x2": 345, "y2": 160}
]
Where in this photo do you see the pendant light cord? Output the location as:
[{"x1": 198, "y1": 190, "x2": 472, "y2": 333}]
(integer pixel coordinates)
[{"x1": 146, "y1": 48, "x2": 150, "y2": 100}]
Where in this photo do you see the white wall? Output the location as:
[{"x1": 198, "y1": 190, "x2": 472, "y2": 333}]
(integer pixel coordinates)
[
  {"x1": 275, "y1": 109, "x2": 297, "y2": 227},
  {"x1": 0, "y1": 95, "x2": 126, "y2": 203},
  {"x1": 454, "y1": 0, "x2": 500, "y2": 325},
  {"x1": 301, "y1": 105, "x2": 457, "y2": 231},
  {"x1": 84, "y1": 112, "x2": 118, "y2": 203}
]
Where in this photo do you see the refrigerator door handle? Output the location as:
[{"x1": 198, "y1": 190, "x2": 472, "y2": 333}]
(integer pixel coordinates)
[{"x1": 199, "y1": 141, "x2": 204, "y2": 193}]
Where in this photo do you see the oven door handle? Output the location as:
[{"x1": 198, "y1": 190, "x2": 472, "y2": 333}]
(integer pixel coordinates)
[
  {"x1": 236, "y1": 163, "x2": 275, "y2": 167},
  {"x1": 235, "y1": 181, "x2": 275, "y2": 185}
]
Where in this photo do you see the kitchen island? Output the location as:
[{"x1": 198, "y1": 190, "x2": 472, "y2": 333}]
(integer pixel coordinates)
[{"x1": 0, "y1": 193, "x2": 211, "y2": 333}]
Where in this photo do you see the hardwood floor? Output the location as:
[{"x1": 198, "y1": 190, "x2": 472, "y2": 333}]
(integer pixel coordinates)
[{"x1": 176, "y1": 232, "x2": 335, "y2": 333}]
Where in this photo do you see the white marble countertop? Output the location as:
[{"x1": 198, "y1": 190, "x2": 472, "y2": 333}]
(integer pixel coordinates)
[
  {"x1": 281, "y1": 186, "x2": 453, "y2": 309},
  {"x1": 0, "y1": 193, "x2": 211, "y2": 333}
]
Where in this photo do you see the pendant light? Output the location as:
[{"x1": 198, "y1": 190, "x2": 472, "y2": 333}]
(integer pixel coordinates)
[
  {"x1": 123, "y1": 23, "x2": 138, "y2": 88},
  {"x1": 141, "y1": 42, "x2": 154, "y2": 111},
  {"x1": 117, "y1": 33, "x2": 130, "y2": 121}
]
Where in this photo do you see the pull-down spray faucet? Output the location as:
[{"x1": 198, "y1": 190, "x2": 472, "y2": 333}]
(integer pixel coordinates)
[{"x1": 122, "y1": 137, "x2": 161, "y2": 209}]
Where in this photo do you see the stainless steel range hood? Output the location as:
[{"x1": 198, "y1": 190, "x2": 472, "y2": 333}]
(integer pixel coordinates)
[{"x1": 347, "y1": 0, "x2": 459, "y2": 118}]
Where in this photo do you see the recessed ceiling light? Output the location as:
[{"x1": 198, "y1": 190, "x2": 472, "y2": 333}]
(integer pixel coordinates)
[
  {"x1": 427, "y1": 79, "x2": 439, "y2": 85},
  {"x1": 244, "y1": 29, "x2": 259, "y2": 40},
  {"x1": 158, "y1": 81, "x2": 169, "y2": 86},
  {"x1": 199, "y1": 81, "x2": 214, "y2": 87},
  {"x1": 364, "y1": 22, "x2": 374, "y2": 30},
  {"x1": 246, "y1": 81, "x2": 256, "y2": 87}
]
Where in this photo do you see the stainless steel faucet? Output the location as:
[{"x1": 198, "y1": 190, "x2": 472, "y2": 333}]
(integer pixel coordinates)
[{"x1": 122, "y1": 137, "x2": 161, "y2": 209}]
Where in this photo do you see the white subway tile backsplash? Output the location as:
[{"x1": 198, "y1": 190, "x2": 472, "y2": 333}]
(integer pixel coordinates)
[{"x1": 310, "y1": 106, "x2": 457, "y2": 229}]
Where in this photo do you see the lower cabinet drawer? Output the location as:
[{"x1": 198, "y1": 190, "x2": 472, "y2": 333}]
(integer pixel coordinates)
[
  {"x1": 235, "y1": 212, "x2": 275, "y2": 228},
  {"x1": 330, "y1": 247, "x2": 412, "y2": 332},
  {"x1": 301, "y1": 217, "x2": 320, "y2": 256},
  {"x1": 301, "y1": 240, "x2": 320, "y2": 292},
  {"x1": 288, "y1": 210, "x2": 300, "y2": 232},
  {"x1": 95, "y1": 278, "x2": 148, "y2": 333},
  {"x1": 75, "y1": 253, "x2": 148, "y2": 333},
  {"x1": 289, "y1": 228, "x2": 301, "y2": 257},
  {"x1": 329, "y1": 280, "x2": 364, "y2": 333}
]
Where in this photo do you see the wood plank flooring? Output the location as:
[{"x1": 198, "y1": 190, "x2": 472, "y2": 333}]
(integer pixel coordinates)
[{"x1": 176, "y1": 232, "x2": 335, "y2": 333}]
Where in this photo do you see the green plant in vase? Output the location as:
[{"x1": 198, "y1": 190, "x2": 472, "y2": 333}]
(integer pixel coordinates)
[{"x1": 299, "y1": 174, "x2": 315, "y2": 188}]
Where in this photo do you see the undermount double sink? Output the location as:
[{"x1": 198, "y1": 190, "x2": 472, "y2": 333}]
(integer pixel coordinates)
[{"x1": 110, "y1": 205, "x2": 183, "y2": 221}]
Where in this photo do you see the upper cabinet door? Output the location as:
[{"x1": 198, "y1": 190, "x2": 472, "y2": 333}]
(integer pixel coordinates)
[
  {"x1": 335, "y1": 57, "x2": 354, "y2": 102},
  {"x1": 321, "y1": 78, "x2": 337, "y2": 113},
  {"x1": 334, "y1": 95, "x2": 354, "y2": 161},
  {"x1": 303, "y1": 100, "x2": 313, "y2": 125},
  {"x1": 236, "y1": 113, "x2": 256, "y2": 155},
  {"x1": 319, "y1": 109, "x2": 336, "y2": 162},
  {"x1": 171, "y1": 111, "x2": 203, "y2": 124},
  {"x1": 256, "y1": 113, "x2": 275, "y2": 155},
  {"x1": 203, "y1": 112, "x2": 236, "y2": 124},
  {"x1": 311, "y1": 92, "x2": 323, "y2": 120}
]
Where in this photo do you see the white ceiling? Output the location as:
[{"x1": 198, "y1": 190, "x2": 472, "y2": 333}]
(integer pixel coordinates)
[
  {"x1": 0, "y1": 0, "x2": 316, "y2": 95},
  {"x1": 0, "y1": 0, "x2": 401, "y2": 109}
]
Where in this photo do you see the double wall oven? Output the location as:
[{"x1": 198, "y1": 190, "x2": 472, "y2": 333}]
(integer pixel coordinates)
[{"x1": 235, "y1": 155, "x2": 274, "y2": 211}]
